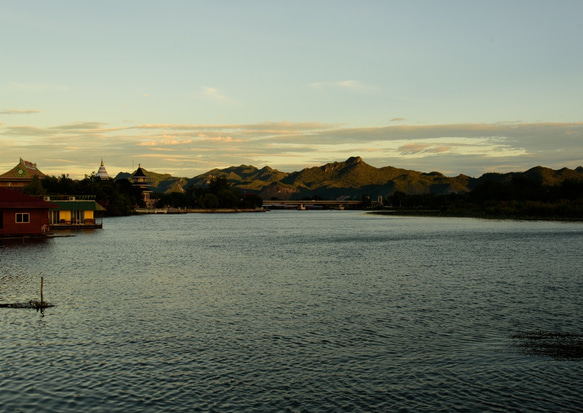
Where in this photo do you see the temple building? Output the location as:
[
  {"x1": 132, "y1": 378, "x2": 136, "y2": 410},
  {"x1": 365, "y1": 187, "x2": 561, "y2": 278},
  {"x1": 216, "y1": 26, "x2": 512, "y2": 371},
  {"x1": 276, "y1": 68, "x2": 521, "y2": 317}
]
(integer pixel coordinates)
[
  {"x1": 0, "y1": 159, "x2": 47, "y2": 190},
  {"x1": 129, "y1": 164, "x2": 155, "y2": 208},
  {"x1": 96, "y1": 159, "x2": 110, "y2": 180}
]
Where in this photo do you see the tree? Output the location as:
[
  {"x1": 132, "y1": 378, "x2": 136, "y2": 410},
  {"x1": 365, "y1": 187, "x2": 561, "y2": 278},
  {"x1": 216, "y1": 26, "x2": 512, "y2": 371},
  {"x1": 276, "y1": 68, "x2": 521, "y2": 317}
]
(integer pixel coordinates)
[
  {"x1": 23, "y1": 175, "x2": 46, "y2": 196},
  {"x1": 217, "y1": 189, "x2": 240, "y2": 208},
  {"x1": 240, "y1": 193, "x2": 263, "y2": 208},
  {"x1": 199, "y1": 193, "x2": 219, "y2": 209},
  {"x1": 208, "y1": 176, "x2": 230, "y2": 194},
  {"x1": 390, "y1": 191, "x2": 406, "y2": 208}
]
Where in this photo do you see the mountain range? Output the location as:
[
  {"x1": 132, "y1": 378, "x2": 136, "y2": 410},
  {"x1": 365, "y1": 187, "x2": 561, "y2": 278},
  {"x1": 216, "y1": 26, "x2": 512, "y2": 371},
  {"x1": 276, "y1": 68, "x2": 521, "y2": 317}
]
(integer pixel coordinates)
[{"x1": 114, "y1": 156, "x2": 583, "y2": 200}]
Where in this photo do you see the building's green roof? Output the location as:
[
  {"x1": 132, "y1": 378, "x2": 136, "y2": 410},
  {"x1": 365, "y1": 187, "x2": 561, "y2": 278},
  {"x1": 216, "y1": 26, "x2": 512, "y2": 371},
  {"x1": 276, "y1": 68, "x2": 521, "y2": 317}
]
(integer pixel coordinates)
[
  {"x1": 50, "y1": 200, "x2": 106, "y2": 211},
  {"x1": 0, "y1": 158, "x2": 46, "y2": 181}
]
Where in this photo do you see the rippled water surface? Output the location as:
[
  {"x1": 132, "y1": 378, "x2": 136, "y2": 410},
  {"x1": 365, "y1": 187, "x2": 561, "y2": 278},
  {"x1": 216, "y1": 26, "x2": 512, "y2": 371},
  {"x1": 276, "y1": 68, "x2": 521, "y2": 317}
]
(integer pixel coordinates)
[{"x1": 1, "y1": 211, "x2": 582, "y2": 412}]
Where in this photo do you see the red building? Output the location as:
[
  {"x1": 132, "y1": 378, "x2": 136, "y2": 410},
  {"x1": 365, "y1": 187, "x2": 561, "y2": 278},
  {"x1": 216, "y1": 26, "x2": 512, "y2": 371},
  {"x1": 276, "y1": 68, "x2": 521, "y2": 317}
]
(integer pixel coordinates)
[{"x1": 0, "y1": 188, "x2": 59, "y2": 238}]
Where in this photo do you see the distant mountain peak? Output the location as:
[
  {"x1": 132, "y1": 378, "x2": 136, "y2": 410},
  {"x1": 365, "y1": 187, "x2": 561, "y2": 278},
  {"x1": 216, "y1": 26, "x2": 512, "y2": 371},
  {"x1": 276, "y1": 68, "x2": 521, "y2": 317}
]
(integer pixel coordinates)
[{"x1": 114, "y1": 157, "x2": 583, "y2": 201}]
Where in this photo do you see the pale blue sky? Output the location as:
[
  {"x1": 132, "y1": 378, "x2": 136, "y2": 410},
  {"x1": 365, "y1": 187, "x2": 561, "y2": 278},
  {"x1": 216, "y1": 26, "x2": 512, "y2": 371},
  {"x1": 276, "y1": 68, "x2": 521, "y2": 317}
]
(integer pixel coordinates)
[{"x1": 1, "y1": 0, "x2": 582, "y2": 178}]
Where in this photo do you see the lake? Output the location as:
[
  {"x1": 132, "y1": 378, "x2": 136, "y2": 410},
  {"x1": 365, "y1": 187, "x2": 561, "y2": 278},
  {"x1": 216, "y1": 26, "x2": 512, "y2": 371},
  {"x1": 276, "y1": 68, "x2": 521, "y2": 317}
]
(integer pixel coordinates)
[{"x1": 1, "y1": 211, "x2": 582, "y2": 412}]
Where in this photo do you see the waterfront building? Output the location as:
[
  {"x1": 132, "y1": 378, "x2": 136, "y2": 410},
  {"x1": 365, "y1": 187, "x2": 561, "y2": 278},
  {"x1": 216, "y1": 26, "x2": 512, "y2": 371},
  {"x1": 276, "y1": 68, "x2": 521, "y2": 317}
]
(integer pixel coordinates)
[
  {"x1": 0, "y1": 159, "x2": 47, "y2": 190},
  {"x1": 0, "y1": 188, "x2": 59, "y2": 237},
  {"x1": 47, "y1": 196, "x2": 106, "y2": 229}
]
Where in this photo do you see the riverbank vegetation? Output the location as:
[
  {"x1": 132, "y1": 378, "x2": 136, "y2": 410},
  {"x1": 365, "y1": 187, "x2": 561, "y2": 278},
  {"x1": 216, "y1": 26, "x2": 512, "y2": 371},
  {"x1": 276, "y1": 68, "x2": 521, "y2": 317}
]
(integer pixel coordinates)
[
  {"x1": 377, "y1": 176, "x2": 583, "y2": 220},
  {"x1": 24, "y1": 175, "x2": 263, "y2": 216},
  {"x1": 151, "y1": 176, "x2": 263, "y2": 210},
  {"x1": 23, "y1": 169, "x2": 583, "y2": 220},
  {"x1": 25, "y1": 174, "x2": 142, "y2": 216}
]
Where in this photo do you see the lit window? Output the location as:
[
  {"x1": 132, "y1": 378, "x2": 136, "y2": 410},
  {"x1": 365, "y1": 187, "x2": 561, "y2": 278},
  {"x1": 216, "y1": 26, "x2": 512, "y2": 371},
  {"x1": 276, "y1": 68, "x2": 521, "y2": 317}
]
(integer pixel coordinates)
[{"x1": 16, "y1": 213, "x2": 30, "y2": 223}]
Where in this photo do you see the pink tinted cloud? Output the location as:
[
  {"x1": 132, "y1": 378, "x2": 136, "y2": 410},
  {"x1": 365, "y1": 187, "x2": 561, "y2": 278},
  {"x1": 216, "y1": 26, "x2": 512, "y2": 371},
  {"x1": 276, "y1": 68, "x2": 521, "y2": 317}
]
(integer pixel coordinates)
[
  {"x1": 399, "y1": 143, "x2": 429, "y2": 154},
  {"x1": 399, "y1": 143, "x2": 451, "y2": 155}
]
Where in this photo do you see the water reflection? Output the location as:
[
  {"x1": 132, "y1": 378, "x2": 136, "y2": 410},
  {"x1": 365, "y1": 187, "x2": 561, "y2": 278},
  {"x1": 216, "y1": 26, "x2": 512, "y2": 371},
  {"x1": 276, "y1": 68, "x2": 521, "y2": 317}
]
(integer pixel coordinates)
[
  {"x1": 1, "y1": 213, "x2": 582, "y2": 412},
  {"x1": 511, "y1": 331, "x2": 583, "y2": 360},
  {"x1": 0, "y1": 237, "x2": 53, "y2": 248}
]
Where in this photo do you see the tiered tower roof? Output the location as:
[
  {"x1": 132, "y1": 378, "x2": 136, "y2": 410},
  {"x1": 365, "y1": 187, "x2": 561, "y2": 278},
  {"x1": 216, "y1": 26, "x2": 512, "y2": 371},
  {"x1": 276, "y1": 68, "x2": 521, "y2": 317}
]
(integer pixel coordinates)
[{"x1": 130, "y1": 164, "x2": 150, "y2": 189}]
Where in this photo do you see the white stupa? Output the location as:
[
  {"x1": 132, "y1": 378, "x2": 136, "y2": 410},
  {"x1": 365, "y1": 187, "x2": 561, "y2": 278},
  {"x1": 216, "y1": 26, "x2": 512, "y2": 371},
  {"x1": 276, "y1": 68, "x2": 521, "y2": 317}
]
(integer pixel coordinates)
[{"x1": 96, "y1": 159, "x2": 110, "y2": 180}]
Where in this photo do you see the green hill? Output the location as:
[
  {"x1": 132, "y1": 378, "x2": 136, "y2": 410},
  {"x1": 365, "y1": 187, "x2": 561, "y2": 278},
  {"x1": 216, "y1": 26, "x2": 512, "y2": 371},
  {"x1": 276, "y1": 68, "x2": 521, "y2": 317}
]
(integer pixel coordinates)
[{"x1": 114, "y1": 157, "x2": 583, "y2": 201}]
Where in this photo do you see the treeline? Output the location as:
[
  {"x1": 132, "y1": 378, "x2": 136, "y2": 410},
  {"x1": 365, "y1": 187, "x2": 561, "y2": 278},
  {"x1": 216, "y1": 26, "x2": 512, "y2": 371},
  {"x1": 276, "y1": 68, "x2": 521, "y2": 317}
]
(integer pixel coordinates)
[
  {"x1": 151, "y1": 176, "x2": 263, "y2": 210},
  {"x1": 23, "y1": 172, "x2": 583, "y2": 219},
  {"x1": 24, "y1": 175, "x2": 262, "y2": 216},
  {"x1": 384, "y1": 176, "x2": 583, "y2": 219},
  {"x1": 24, "y1": 175, "x2": 143, "y2": 216}
]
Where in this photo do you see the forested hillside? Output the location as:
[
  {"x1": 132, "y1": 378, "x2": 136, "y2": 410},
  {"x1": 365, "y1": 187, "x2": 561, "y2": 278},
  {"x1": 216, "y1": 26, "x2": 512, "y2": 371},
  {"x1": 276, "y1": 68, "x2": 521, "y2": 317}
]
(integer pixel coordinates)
[{"x1": 115, "y1": 157, "x2": 583, "y2": 202}]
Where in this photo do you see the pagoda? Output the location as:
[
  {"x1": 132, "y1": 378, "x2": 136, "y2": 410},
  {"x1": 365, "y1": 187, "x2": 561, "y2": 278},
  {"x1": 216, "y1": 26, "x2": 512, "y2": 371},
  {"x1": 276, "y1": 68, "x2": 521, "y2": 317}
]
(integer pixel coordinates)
[
  {"x1": 129, "y1": 164, "x2": 154, "y2": 208},
  {"x1": 0, "y1": 159, "x2": 47, "y2": 191},
  {"x1": 96, "y1": 159, "x2": 110, "y2": 180}
]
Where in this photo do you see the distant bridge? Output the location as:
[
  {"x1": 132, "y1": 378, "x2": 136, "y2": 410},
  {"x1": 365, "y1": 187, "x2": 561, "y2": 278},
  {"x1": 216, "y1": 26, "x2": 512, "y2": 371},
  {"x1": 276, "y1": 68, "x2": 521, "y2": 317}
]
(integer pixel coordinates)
[{"x1": 263, "y1": 200, "x2": 365, "y2": 209}]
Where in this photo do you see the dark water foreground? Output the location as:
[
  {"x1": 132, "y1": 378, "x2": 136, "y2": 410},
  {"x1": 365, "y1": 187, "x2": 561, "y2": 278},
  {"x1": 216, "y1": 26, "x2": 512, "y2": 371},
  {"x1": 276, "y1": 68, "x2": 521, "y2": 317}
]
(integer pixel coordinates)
[{"x1": 1, "y1": 212, "x2": 582, "y2": 412}]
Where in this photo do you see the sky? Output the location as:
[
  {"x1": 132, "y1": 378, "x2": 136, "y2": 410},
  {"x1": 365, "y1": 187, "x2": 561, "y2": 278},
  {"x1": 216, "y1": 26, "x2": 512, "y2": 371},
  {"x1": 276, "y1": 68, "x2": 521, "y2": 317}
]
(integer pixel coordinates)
[{"x1": 1, "y1": 0, "x2": 582, "y2": 179}]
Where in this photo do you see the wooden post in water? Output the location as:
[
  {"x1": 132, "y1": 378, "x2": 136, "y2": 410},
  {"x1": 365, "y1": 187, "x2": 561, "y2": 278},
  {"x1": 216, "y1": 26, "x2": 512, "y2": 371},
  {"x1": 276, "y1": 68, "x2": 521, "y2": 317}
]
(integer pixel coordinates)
[{"x1": 40, "y1": 277, "x2": 44, "y2": 307}]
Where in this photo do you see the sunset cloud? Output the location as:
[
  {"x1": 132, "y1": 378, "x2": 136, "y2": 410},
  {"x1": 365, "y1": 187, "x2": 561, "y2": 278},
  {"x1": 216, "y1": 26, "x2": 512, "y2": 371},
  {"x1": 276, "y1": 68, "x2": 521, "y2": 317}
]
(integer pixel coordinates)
[
  {"x1": 0, "y1": 109, "x2": 41, "y2": 115},
  {"x1": 139, "y1": 138, "x2": 194, "y2": 146},
  {"x1": 1, "y1": 1, "x2": 581, "y2": 182},
  {"x1": 201, "y1": 87, "x2": 234, "y2": 102},
  {"x1": 399, "y1": 143, "x2": 430, "y2": 154},
  {"x1": 50, "y1": 122, "x2": 111, "y2": 132},
  {"x1": 310, "y1": 80, "x2": 377, "y2": 94},
  {"x1": 1, "y1": 119, "x2": 581, "y2": 179}
]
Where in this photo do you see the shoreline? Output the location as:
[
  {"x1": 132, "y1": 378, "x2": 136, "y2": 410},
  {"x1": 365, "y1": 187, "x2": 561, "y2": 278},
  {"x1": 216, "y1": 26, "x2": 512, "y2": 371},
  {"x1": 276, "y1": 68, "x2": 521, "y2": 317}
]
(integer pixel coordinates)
[
  {"x1": 129, "y1": 207, "x2": 583, "y2": 222},
  {"x1": 368, "y1": 209, "x2": 583, "y2": 222},
  {"x1": 134, "y1": 207, "x2": 267, "y2": 214}
]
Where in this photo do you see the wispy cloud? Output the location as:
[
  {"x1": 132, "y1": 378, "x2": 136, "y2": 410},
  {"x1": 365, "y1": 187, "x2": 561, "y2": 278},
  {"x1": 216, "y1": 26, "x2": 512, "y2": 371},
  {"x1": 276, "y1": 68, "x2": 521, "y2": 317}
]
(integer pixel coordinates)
[
  {"x1": 201, "y1": 87, "x2": 234, "y2": 102},
  {"x1": 399, "y1": 143, "x2": 464, "y2": 155},
  {"x1": 1, "y1": 120, "x2": 582, "y2": 179},
  {"x1": 2, "y1": 126, "x2": 54, "y2": 136},
  {"x1": 0, "y1": 109, "x2": 41, "y2": 115},
  {"x1": 399, "y1": 143, "x2": 431, "y2": 154},
  {"x1": 310, "y1": 80, "x2": 377, "y2": 94},
  {"x1": 50, "y1": 122, "x2": 111, "y2": 132}
]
